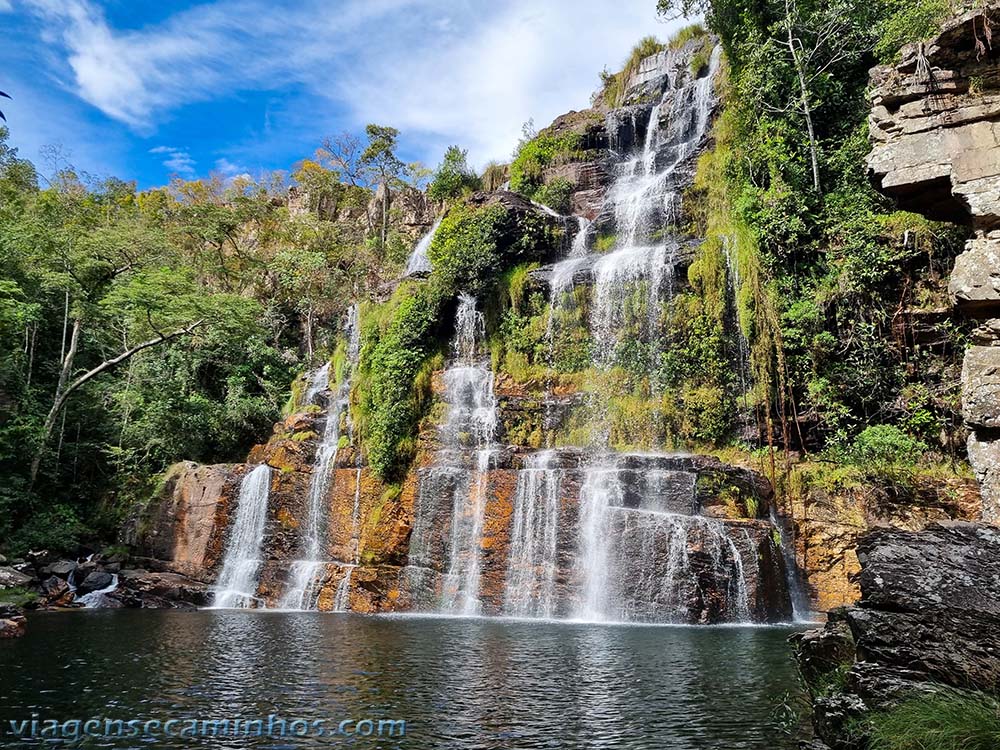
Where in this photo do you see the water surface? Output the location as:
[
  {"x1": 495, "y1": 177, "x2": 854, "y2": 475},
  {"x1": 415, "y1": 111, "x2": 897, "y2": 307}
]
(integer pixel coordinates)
[{"x1": 0, "y1": 611, "x2": 806, "y2": 748}]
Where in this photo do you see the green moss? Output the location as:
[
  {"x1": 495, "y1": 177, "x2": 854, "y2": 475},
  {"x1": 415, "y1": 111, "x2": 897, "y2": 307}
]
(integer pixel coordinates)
[
  {"x1": 291, "y1": 430, "x2": 318, "y2": 442},
  {"x1": 0, "y1": 587, "x2": 36, "y2": 607},
  {"x1": 593, "y1": 232, "x2": 617, "y2": 253}
]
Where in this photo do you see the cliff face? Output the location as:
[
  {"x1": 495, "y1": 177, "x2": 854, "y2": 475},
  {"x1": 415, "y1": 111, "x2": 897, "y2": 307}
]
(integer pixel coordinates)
[
  {"x1": 794, "y1": 523, "x2": 1000, "y2": 748},
  {"x1": 868, "y1": 7, "x2": 1000, "y2": 521}
]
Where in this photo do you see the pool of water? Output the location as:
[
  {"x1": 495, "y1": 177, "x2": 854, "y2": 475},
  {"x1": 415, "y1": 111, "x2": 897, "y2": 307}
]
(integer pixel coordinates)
[{"x1": 0, "y1": 610, "x2": 808, "y2": 748}]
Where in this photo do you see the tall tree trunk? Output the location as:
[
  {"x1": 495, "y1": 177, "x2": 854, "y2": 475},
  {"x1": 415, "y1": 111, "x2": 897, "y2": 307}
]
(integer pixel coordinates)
[
  {"x1": 785, "y1": 0, "x2": 822, "y2": 193},
  {"x1": 29, "y1": 320, "x2": 203, "y2": 486}
]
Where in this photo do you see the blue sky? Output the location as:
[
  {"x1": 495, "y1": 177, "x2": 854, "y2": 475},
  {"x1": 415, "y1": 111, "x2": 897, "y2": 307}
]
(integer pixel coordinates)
[{"x1": 1, "y1": 0, "x2": 682, "y2": 189}]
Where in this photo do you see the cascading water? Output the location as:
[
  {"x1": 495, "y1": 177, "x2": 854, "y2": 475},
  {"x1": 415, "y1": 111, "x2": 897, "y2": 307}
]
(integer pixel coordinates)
[
  {"x1": 406, "y1": 294, "x2": 498, "y2": 615},
  {"x1": 280, "y1": 305, "x2": 361, "y2": 611},
  {"x1": 212, "y1": 464, "x2": 272, "y2": 609},
  {"x1": 503, "y1": 450, "x2": 562, "y2": 619},
  {"x1": 404, "y1": 218, "x2": 442, "y2": 277}
]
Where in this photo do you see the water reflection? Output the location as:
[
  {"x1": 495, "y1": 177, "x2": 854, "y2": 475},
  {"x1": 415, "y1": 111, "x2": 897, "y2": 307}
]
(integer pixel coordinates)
[{"x1": 0, "y1": 611, "x2": 806, "y2": 749}]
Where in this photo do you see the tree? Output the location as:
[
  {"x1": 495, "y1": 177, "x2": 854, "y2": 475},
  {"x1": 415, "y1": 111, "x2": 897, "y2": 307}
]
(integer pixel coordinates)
[
  {"x1": 361, "y1": 124, "x2": 404, "y2": 249},
  {"x1": 428, "y1": 145, "x2": 481, "y2": 201}
]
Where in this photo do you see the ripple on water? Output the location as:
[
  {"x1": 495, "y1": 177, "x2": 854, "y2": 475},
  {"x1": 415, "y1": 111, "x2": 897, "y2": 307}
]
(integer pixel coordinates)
[{"x1": 0, "y1": 610, "x2": 809, "y2": 749}]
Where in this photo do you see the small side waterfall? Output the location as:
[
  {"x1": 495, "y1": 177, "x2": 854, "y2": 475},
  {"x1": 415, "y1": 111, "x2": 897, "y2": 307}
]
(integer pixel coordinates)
[
  {"x1": 212, "y1": 464, "x2": 272, "y2": 608},
  {"x1": 280, "y1": 305, "x2": 361, "y2": 611},
  {"x1": 404, "y1": 218, "x2": 442, "y2": 277}
]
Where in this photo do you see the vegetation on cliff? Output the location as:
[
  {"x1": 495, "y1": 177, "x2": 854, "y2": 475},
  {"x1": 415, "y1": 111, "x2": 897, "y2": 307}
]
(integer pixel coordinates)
[{"x1": 0, "y1": 124, "x2": 425, "y2": 555}]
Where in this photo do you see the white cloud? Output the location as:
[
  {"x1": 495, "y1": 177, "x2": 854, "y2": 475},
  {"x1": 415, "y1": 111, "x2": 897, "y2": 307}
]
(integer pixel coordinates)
[
  {"x1": 0, "y1": 1, "x2": 13, "y2": 12},
  {"x1": 149, "y1": 145, "x2": 195, "y2": 175},
  {"x1": 24, "y1": 0, "x2": 683, "y2": 166}
]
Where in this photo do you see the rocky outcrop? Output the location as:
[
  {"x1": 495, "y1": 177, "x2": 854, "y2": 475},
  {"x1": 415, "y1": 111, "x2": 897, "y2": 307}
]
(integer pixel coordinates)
[
  {"x1": 793, "y1": 523, "x2": 1000, "y2": 748},
  {"x1": 868, "y1": 7, "x2": 1000, "y2": 521},
  {"x1": 0, "y1": 604, "x2": 26, "y2": 638},
  {"x1": 133, "y1": 461, "x2": 239, "y2": 581}
]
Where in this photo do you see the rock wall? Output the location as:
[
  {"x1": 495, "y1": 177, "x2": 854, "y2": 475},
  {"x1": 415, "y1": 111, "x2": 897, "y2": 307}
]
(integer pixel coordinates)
[
  {"x1": 868, "y1": 7, "x2": 1000, "y2": 521},
  {"x1": 793, "y1": 523, "x2": 1000, "y2": 748}
]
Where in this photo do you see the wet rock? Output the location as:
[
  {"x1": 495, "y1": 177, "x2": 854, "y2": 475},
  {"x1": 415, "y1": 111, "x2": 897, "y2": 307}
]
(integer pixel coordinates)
[
  {"x1": 112, "y1": 571, "x2": 208, "y2": 609},
  {"x1": 0, "y1": 566, "x2": 32, "y2": 589},
  {"x1": 132, "y1": 461, "x2": 241, "y2": 581},
  {"x1": 46, "y1": 560, "x2": 76, "y2": 579},
  {"x1": 39, "y1": 576, "x2": 75, "y2": 608},
  {"x1": 78, "y1": 570, "x2": 113, "y2": 595}
]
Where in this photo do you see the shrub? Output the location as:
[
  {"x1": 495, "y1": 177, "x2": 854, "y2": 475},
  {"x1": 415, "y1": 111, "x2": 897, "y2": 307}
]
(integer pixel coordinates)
[
  {"x1": 481, "y1": 162, "x2": 509, "y2": 193},
  {"x1": 509, "y1": 133, "x2": 584, "y2": 198},
  {"x1": 428, "y1": 146, "x2": 481, "y2": 202},
  {"x1": 867, "y1": 690, "x2": 1000, "y2": 750},
  {"x1": 533, "y1": 178, "x2": 573, "y2": 214},
  {"x1": 849, "y1": 424, "x2": 926, "y2": 469},
  {"x1": 668, "y1": 23, "x2": 708, "y2": 49}
]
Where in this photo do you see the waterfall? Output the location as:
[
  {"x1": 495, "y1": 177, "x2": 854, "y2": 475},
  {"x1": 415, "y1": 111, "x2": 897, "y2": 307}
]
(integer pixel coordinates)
[
  {"x1": 280, "y1": 305, "x2": 361, "y2": 611},
  {"x1": 503, "y1": 450, "x2": 562, "y2": 618},
  {"x1": 404, "y1": 218, "x2": 442, "y2": 277},
  {"x1": 439, "y1": 295, "x2": 497, "y2": 615},
  {"x1": 570, "y1": 459, "x2": 752, "y2": 623},
  {"x1": 77, "y1": 574, "x2": 119, "y2": 609},
  {"x1": 405, "y1": 294, "x2": 498, "y2": 615},
  {"x1": 589, "y1": 45, "x2": 722, "y2": 364},
  {"x1": 304, "y1": 362, "x2": 331, "y2": 405},
  {"x1": 212, "y1": 464, "x2": 272, "y2": 609}
]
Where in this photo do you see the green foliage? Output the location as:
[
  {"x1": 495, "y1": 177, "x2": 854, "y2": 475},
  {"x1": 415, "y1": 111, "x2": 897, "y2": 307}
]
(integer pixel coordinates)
[
  {"x1": 867, "y1": 690, "x2": 1000, "y2": 750},
  {"x1": 874, "y1": 0, "x2": 951, "y2": 61},
  {"x1": 532, "y1": 178, "x2": 574, "y2": 214},
  {"x1": 0, "y1": 587, "x2": 37, "y2": 607},
  {"x1": 357, "y1": 282, "x2": 446, "y2": 479},
  {"x1": 428, "y1": 145, "x2": 482, "y2": 202},
  {"x1": 509, "y1": 132, "x2": 584, "y2": 199},
  {"x1": 848, "y1": 424, "x2": 927, "y2": 470},
  {"x1": 8, "y1": 504, "x2": 88, "y2": 557}
]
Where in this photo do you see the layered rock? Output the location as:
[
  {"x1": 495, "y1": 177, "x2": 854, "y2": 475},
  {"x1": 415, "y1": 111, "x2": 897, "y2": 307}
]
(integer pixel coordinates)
[
  {"x1": 868, "y1": 7, "x2": 1000, "y2": 521},
  {"x1": 793, "y1": 523, "x2": 1000, "y2": 748}
]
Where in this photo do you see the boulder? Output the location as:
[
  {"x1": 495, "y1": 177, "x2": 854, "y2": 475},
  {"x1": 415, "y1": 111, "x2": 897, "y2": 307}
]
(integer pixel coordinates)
[
  {"x1": 39, "y1": 576, "x2": 75, "y2": 607},
  {"x1": 77, "y1": 570, "x2": 113, "y2": 595},
  {"x1": 112, "y1": 571, "x2": 209, "y2": 609},
  {"x1": 47, "y1": 560, "x2": 76, "y2": 579},
  {"x1": 796, "y1": 523, "x2": 1000, "y2": 747},
  {"x1": 962, "y1": 346, "x2": 1000, "y2": 429},
  {"x1": 0, "y1": 603, "x2": 26, "y2": 638},
  {"x1": 854, "y1": 523, "x2": 1000, "y2": 613},
  {"x1": 0, "y1": 566, "x2": 32, "y2": 589}
]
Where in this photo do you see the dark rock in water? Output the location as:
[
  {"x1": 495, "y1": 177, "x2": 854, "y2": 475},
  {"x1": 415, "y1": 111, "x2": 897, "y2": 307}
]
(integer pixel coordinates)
[
  {"x1": 46, "y1": 560, "x2": 76, "y2": 579},
  {"x1": 0, "y1": 604, "x2": 26, "y2": 639},
  {"x1": 39, "y1": 576, "x2": 75, "y2": 608},
  {"x1": 790, "y1": 608, "x2": 855, "y2": 685},
  {"x1": 112, "y1": 571, "x2": 208, "y2": 609},
  {"x1": 0, "y1": 566, "x2": 33, "y2": 589},
  {"x1": 78, "y1": 570, "x2": 113, "y2": 595},
  {"x1": 796, "y1": 522, "x2": 1000, "y2": 748}
]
